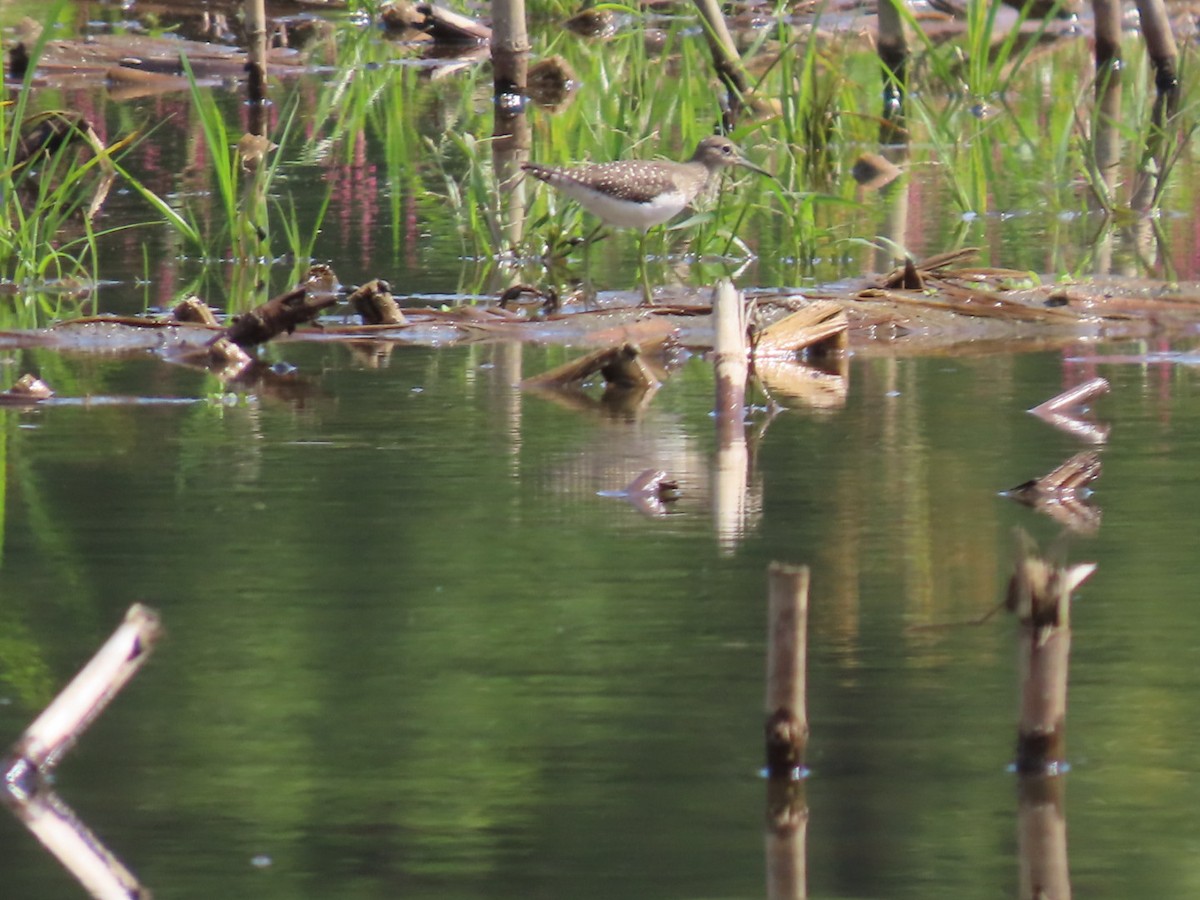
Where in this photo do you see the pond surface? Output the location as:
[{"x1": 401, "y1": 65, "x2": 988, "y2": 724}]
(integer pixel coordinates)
[
  {"x1": 4, "y1": 0, "x2": 1200, "y2": 897},
  {"x1": 2, "y1": 341, "x2": 1200, "y2": 898}
]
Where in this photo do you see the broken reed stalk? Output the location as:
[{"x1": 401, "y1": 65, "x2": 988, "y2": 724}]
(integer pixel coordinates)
[
  {"x1": 765, "y1": 562, "x2": 809, "y2": 778},
  {"x1": 5, "y1": 604, "x2": 162, "y2": 775},
  {"x1": 1007, "y1": 541, "x2": 1095, "y2": 773},
  {"x1": 1028, "y1": 377, "x2": 1109, "y2": 417}
]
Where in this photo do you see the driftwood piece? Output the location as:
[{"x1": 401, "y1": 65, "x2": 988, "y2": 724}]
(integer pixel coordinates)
[
  {"x1": 753, "y1": 300, "x2": 848, "y2": 358},
  {"x1": 172, "y1": 295, "x2": 219, "y2": 326},
  {"x1": 348, "y1": 280, "x2": 406, "y2": 326},
  {"x1": 1005, "y1": 451, "x2": 1102, "y2": 534},
  {"x1": 522, "y1": 343, "x2": 659, "y2": 390},
  {"x1": 413, "y1": 2, "x2": 493, "y2": 43},
  {"x1": 0, "y1": 373, "x2": 54, "y2": 404},
  {"x1": 222, "y1": 284, "x2": 338, "y2": 347}
]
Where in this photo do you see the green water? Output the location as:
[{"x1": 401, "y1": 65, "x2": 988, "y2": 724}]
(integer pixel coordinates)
[
  {"x1": 4, "y1": 2, "x2": 1200, "y2": 896},
  {"x1": 2, "y1": 343, "x2": 1200, "y2": 897}
]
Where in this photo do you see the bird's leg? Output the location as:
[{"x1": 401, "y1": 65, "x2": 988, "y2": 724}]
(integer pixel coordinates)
[{"x1": 638, "y1": 230, "x2": 654, "y2": 305}]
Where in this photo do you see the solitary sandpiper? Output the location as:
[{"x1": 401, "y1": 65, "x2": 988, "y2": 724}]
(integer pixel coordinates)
[{"x1": 521, "y1": 135, "x2": 769, "y2": 231}]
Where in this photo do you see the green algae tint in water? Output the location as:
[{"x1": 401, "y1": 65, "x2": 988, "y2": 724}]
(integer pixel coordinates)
[{"x1": 2, "y1": 343, "x2": 1200, "y2": 897}]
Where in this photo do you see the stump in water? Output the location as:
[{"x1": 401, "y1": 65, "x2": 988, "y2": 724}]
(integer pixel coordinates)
[
  {"x1": 765, "y1": 563, "x2": 809, "y2": 779},
  {"x1": 1006, "y1": 534, "x2": 1095, "y2": 774}
]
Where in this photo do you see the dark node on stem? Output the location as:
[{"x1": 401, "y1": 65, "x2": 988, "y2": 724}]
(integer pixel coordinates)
[
  {"x1": 1015, "y1": 729, "x2": 1064, "y2": 774},
  {"x1": 245, "y1": 61, "x2": 267, "y2": 106},
  {"x1": 8, "y1": 41, "x2": 30, "y2": 80},
  {"x1": 765, "y1": 707, "x2": 808, "y2": 777}
]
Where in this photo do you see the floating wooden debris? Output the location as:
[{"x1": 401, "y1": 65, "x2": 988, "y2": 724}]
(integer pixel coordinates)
[
  {"x1": 497, "y1": 283, "x2": 559, "y2": 315},
  {"x1": 172, "y1": 295, "x2": 219, "y2": 326},
  {"x1": 348, "y1": 280, "x2": 407, "y2": 326},
  {"x1": 381, "y1": 1, "x2": 492, "y2": 43},
  {"x1": 563, "y1": 6, "x2": 619, "y2": 37},
  {"x1": 0, "y1": 374, "x2": 54, "y2": 404},
  {"x1": 1005, "y1": 451, "x2": 1102, "y2": 534},
  {"x1": 223, "y1": 281, "x2": 339, "y2": 348},
  {"x1": 204, "y1": 336, "x2": 256, "y2": 379},
  {"x1": 753, "y1": 300, "x2": 848, "y2": 359},
  {"x1": 1006, "y1": 533, "x2": 1095, "y2": 774},
  {"x1": 522, "y1": 343, "x2": 660, "y2": 391}
]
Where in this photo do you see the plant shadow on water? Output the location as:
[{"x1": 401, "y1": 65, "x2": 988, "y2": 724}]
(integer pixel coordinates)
[{"x1": 3, "y1": 0, "x2": 1200, "y2": 898}]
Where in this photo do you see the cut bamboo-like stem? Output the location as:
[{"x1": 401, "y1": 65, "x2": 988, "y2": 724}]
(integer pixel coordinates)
[
  {"x1": 1028, "y1": 377, "x2": 1109, "y2": 416},
  {"x1": 765, "y1": 562, "x2": 809, "y2": 778},
  {"x1": 9, "y1": 604, "x2": 162, "y2": 772}
]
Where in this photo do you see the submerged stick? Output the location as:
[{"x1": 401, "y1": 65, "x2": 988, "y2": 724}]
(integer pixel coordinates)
[
  {"x1": 6, "y1": 604, "x2": 162, "y2": 773},
  {"x1": 765, "y1": 563, "x2": 809, "y2": 778}
]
